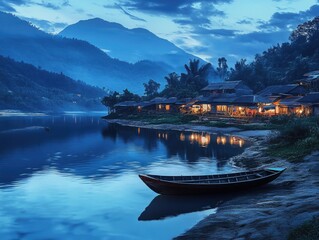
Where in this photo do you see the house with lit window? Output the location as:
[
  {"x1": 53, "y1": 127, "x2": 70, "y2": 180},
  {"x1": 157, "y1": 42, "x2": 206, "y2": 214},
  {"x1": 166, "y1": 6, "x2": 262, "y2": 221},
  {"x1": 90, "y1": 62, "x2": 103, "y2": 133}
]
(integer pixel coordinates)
[
  {"x1": 298, "y1": 92, "x2": 319, "y2": 116},
  {"x1": 202, "y1": 80, "x2": 253, "y2": 96}
]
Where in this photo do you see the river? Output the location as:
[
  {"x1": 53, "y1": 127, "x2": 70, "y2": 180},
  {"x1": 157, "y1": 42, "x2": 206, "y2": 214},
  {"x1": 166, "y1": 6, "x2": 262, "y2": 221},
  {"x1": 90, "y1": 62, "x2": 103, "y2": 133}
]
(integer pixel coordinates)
[{"x1": 0, "y1": 113, "x2": 248, "y2": 239}]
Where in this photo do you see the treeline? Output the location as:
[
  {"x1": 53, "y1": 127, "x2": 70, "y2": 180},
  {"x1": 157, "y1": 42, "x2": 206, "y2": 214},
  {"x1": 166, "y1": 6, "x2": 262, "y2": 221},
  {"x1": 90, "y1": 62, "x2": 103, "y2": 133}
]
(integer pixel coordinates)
[
  {"x1": 0, "y1": 55, "x2": 105, "y2": 111},
  {"x1": 228, "y1": 17, "x2": 319, "y2": 92},
  {"x1": 101, "y1": 59, "x2": 214, "y2": 109}
]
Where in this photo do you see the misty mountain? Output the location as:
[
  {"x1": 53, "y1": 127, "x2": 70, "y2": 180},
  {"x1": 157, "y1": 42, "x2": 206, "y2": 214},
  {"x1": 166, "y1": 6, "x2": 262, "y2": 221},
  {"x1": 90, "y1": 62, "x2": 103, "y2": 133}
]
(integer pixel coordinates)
[
  {"x1": 59, "y1": 18, "x2": 203, "y2": 70},
  {"x1": 0, "y1": 55, "x2": 105, "y2": 111},
  {"x1": 0, "y1": 12, "x2": 171, "y2": 93}
]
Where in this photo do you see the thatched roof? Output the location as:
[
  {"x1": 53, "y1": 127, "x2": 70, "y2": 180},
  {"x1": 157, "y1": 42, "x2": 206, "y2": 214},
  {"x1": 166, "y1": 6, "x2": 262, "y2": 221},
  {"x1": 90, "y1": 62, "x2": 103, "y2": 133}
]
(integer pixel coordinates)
[
  {"x1": 234, "y1": 95, "x2": 271, "y2": 104},
  {"x1": 114, "y1": 101, "x2": 138, "y2": 107},
  {"x1": 279, "y1": 96, "x2": 303, "y2": 107},
  {"x1": 299, "y1": 92, "x2": 319, "y2": 103},
  {"x1": 202, "y1": 81, "x2": 247, "y2": 91},
  {"x1": 258, "y1": 84, "x2": 307, "y2": 97}
]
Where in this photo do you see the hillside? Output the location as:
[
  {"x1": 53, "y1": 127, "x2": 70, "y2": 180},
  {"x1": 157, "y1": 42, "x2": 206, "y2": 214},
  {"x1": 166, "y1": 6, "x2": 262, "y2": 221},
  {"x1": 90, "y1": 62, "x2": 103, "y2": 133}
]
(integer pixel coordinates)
[
  {"x1": 0, "y1": 12, "x2": 170, "y2": 93},
  {"x1": 59, "y1": 18, "x2": 203, "y2": 70},
  {"x1": 0, "y1": 55, "x2": 106, "y2": 111},
  {"x1": 228, "y1": 17, "x2": 319, "y2": 91}
]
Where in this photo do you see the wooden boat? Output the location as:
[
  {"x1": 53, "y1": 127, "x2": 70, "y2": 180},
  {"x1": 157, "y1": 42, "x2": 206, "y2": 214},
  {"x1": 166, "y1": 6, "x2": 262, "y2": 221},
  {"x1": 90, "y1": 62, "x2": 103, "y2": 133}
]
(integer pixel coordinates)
[{"x1": 139, "y1": 167, "x2": 286, "y2": 195}]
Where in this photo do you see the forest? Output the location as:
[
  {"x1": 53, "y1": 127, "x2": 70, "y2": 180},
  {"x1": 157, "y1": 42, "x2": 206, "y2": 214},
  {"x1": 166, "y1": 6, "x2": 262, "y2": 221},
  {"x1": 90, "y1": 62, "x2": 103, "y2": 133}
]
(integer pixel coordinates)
[
  {"x1": 228, "y1": 17, "x2": 319, "y2": 91},
  {"x1": 0, "y1": 55, "x2": 105, "y2": 111}
]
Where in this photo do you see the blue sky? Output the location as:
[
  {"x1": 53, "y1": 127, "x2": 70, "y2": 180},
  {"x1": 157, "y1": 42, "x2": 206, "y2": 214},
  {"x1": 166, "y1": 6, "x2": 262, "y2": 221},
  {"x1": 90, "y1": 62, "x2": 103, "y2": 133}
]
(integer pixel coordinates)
[{"x1": 1, "y1": 0, "x2": 319, "y2": 66}]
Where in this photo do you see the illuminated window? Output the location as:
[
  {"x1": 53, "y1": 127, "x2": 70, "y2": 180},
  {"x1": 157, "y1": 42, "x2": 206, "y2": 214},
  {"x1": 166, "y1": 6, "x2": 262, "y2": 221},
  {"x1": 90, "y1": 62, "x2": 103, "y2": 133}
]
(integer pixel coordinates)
[
  {"x1": 165, "y1": 105, "x2": 170, "y2": 111},
  {"x1": 217, "y1": 105, "x2": 228, "y2": 112}
]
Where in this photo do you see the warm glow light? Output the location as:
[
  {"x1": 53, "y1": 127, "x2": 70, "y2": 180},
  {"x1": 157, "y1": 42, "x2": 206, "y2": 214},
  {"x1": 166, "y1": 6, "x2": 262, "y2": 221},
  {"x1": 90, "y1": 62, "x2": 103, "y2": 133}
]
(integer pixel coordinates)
[
  {"x1": 239, "y1": 139, "x2": 243, "y2": 147},
  {"x1": 137, "y1": 128, "x2": 140, "y2": 135},
  {"x1": 217, "y1": 136, "x2": 221, "y2": 144},
  {"x1": 165, "y1": 105, "x2": 170, "y2": 111},
  {"x1": 189, "y1": 133, "x2": 211, "y2": 146},
  {"x1": 180, "y1": 133, "x2": 185, "y2": 141},
  {"x1": 221, "y1": 136, "x2": 226, "y2": 145}
]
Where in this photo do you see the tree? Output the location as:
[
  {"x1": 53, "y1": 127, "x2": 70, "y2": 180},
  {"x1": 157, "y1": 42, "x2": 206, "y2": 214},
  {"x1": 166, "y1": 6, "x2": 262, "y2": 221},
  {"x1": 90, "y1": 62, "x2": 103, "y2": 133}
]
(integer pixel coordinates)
[
  {"x1": 143, "y1": 79, "x2": 160, "y2": 97},
  {"x1": 180, "y1": 59, "x2": 212, "y2": 90},
  {"x1": 101, "y1": 91, "x2": 120, "y2": 113},
  {"x1": 216, "y1": 57, "x2": 229, "y2": 80},
  {"x1": 290, "y1": 17, "x2": 319, "y2": 42},
  {"x1": 165, "y1": 72, "x2": 180, "y2": 89}
]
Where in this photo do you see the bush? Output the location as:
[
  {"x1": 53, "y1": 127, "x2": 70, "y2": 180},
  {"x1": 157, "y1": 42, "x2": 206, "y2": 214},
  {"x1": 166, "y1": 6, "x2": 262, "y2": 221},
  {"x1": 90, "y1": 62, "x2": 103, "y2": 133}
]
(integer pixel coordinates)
[{"x1": 288, "y1": 217, "x2": 319, "y2": 240}]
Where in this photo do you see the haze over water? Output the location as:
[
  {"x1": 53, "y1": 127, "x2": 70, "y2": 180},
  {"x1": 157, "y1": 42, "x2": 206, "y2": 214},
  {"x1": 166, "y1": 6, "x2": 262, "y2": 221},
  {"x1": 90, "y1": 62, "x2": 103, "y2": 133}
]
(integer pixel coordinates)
[{"x1": 0, "y1": 113, "x2": 248, "y2": 239}]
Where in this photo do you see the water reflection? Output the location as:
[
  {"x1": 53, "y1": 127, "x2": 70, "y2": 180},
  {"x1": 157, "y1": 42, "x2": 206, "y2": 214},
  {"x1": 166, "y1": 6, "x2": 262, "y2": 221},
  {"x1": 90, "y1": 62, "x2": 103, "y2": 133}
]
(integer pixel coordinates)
[
  {"x1": 139, "y1": 194, "x2": 234, "y2": 221},
  {"x1": 0, "y1": 115, "x2": 250, "y2": 240},
  {"x1": 101, "y1": 124, "x2": 248, "y2": 164}
]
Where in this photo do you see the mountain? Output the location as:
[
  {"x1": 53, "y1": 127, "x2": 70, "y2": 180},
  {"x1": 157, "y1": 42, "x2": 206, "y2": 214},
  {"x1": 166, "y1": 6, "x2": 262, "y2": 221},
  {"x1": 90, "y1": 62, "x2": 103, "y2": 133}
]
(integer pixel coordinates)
[
  {"x1": 0, "y1": 55, "x2": 106, "y2": 111},
  {"x1": 59, "y1": 18, "x2": 203, "y2": 70},
  {"x1": 228, "y1": 17, "x2": 319, "y2": 92},
  {"x1": 0, "y1": 12, "x2": 171, "y2": 93}
]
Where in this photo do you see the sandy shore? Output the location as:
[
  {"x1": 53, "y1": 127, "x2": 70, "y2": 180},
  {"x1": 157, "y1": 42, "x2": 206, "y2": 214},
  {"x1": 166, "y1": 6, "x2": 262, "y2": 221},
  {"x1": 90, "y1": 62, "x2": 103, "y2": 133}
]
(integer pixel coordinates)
[{"x1": 106, "y1": 119, "x2": 319, "y2": 240}]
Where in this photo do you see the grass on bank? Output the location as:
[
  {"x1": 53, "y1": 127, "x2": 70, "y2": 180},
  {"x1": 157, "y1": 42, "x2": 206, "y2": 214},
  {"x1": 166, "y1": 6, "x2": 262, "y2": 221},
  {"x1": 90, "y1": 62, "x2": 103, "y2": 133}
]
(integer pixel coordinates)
[
  {"x1": 103, "y1": 112, "x2": 198, "y2": 124},
  {"x1": 266, "y1": 116, "x2": 319, "y2": 162},
  {"x1": 288, "y1": 217, "x2": 319, "y2": 240},
  {"x1": 104, "y1": 112, "x2": 280, "y2": 130}
]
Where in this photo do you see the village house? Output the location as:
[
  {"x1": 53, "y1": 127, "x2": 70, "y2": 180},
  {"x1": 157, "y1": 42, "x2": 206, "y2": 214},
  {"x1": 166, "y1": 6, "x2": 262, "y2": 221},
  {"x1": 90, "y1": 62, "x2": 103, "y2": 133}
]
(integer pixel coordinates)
[
  {"x1": 230, "y1": 95, "x2": 272, "y2": 117},
  {"x1": 296, "y1": 70, "x2": 319, "y2": 91},
  {"x1": 201, "y1": 80, "x2": 253, "y2": 96},
  {"x1": 298, "y1": 92, "x2": 319, "y2": 116},
  {"x1": 112, "y1": 80, "x2": 319, "y2": 118}
]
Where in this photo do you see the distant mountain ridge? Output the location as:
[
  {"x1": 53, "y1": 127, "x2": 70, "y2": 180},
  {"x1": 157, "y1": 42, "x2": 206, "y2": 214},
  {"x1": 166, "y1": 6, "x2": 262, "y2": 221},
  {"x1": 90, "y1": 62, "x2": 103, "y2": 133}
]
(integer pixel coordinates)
[
  {"x1": 0, "y1": 12, "x2": 171, "y2": 93},
  {"x1": 59, "y1": 18, "x2": 204, "y2": 70},
  {"x1": 0, "y1": 55, "x2": 105, "y2": 111}
]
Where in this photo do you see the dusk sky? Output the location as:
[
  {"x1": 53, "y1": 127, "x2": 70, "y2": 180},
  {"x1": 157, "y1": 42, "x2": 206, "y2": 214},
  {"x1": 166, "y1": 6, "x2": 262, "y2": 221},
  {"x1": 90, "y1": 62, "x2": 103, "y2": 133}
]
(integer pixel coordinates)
[{"x1": 1, "y1": 0, "x2": 319, "y2": 66}]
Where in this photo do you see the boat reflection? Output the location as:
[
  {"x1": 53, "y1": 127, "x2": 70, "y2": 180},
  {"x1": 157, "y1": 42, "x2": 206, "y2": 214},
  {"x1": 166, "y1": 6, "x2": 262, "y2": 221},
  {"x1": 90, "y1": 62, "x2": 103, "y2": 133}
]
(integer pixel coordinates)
[{"x1": 138, "y1": 193, "x2": 235, "y2": 221}]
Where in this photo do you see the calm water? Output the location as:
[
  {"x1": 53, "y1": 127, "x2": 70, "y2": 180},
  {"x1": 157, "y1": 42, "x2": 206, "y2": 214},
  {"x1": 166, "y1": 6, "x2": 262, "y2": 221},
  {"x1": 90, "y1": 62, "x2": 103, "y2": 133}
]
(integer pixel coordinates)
[{"x1": 0, "y1": 113, "x2": 248, "y2": 239}]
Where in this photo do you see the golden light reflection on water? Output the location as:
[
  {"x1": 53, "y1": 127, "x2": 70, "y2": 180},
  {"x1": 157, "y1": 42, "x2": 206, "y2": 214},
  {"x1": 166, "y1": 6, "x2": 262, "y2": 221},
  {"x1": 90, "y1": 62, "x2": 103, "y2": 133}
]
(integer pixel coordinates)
[
  {"x1": 158, "y1": 131, "x2": 245, "y2": 148},
  {"x1": 217, "y1": 136, "x2": 245, "y2": 147},
  {"x1": 189, "y1": 133, "x2": 211, "y2": 147}
]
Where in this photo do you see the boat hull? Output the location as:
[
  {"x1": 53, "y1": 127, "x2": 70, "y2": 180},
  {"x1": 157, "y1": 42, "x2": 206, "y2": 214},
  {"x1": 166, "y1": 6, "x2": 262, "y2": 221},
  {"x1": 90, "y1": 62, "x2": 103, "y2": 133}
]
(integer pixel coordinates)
[{"x1": 139, "y1": 168, "x2": 285, "y2": 195}]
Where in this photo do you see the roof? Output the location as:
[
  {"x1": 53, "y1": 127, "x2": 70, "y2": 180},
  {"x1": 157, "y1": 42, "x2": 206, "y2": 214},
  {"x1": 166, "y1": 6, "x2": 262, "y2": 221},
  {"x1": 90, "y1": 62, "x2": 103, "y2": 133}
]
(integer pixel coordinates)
[
  {"x1": 210, "y1": 96, "x2": 237, "y2": 104},
  {"x1": 279, "y1": 96, "x2": 303, "y2": 107},
  {"x1": 149, "y1": 97, "x2": 177, "y2": 104},
  {"x1": 299, "y1": 92, "x2": 319, "y2": 103},
  {"x1": 202, "y1": 81, "x2": 242, "y2": 91},
  {"x1": 175, "y1": 98, "x2": 193, "y2": 105},
  {"x1": 233, "y1": 95, "x2": 271, "y2": 104},
  {"x1": 258, "y1": 84, "x2": 307, "y2": 97},
  {"x1": 114, "y1": 101, "x2": 138, "y2": 107}
]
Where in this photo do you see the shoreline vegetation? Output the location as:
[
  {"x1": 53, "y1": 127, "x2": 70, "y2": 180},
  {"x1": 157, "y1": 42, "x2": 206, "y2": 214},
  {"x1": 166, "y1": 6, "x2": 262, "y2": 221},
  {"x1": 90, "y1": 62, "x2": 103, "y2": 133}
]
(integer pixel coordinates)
[{"x1": 104, "y1": 115, "x2": 319, "y2": 240}]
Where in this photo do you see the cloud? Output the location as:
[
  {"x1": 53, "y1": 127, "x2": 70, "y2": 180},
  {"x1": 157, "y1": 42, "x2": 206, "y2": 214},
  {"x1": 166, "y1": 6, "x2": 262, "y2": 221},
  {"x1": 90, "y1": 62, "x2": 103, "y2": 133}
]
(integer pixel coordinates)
[
  {"x1": 115, "y1": 4, "x2": 146, "y2": 22},
  {"x1": 121, "y1": 0, "x2": 231, "y2": 32},
  {"x1": 237, "y1": 19, "x2": 253, "y2": 25},
  {"x1": 0, "y1": 0, "x2": 30, "y2": 12},
  {"x1": 194, "y1": 28, "x2": 239, "y2": 36},
  {"x1": 259, "y1": 4, "x2": 319, "y2": 32},
  {"x1": 121, "y1": 0, "x2": 232, "y2": 15},
  {"x1": 36, "y1": 1, "x2": 61, "y2": 10}
]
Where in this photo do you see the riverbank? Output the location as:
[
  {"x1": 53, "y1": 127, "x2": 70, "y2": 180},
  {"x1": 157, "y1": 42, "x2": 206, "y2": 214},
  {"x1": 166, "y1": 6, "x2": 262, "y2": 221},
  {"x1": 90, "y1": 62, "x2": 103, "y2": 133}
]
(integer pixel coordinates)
[{"x1": 106, "y1": 118, "x2": 319, "y2": 240}]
